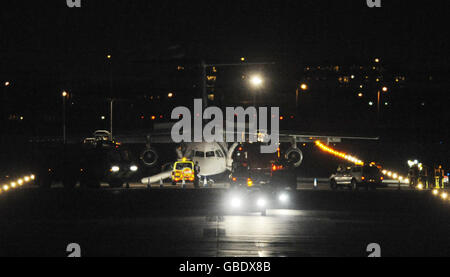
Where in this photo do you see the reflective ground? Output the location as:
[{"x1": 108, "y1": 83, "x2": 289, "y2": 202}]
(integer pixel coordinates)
[{"x1": 0, "y1": 186, "x2": 449, "y2": 257}]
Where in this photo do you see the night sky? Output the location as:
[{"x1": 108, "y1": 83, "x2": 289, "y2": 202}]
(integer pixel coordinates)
[
  {"x1": 1, "y1": 1, "x2": 449, "y2": 132},
  {"x1": 0, "y1": 0, "x2": 449, "y2": 171},
  {"x1": 1, "y1": 1, "x2": 449, "y2": 82}
]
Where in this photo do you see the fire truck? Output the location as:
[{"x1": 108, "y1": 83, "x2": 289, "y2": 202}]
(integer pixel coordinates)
[
  {"x1": 30, "y1": 131, "x2": 140, "y2": 188},
  {"x1": 229, "y1": 143, "x2": 297, "y2": 191}
]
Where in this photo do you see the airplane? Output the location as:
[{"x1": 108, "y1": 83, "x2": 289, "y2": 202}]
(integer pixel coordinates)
[
  {"x1": 111, "y1": 124, "x2": 379, "y2": 185},
  {"x1": 29, "y1": 123, "x2": 378, "y2": 186}
]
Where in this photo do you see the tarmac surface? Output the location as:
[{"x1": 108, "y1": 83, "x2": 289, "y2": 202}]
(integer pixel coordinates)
[{"x1": 0, "y1": 182, "x2": 449, "y2": 257}]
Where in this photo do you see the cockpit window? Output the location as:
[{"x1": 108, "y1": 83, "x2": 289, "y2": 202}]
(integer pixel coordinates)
[
  {"x1": 215, "y1": 150, "x2": 224, "y2": 157},
  {"x1": 175, "y1": 163, "x2": 193, "y2": 170},
  {"x1": 195, "y1": 151, "x2": 205, "y2": 157},
  {"x1": 206, "y1": 151, "x2": 215, "y2": 157}
]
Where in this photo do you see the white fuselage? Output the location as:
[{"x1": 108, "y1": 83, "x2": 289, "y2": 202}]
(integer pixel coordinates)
[
  {"x1": 183, "y1": 142, "x2": 228, "y2": 177},
  {"x1": 141, "y1": 141, "x2": 238, "y2": 184}
]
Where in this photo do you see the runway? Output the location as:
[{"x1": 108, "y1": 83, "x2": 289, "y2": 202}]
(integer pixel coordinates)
[{"x1": 0, "y1": 185, "x2": 448, "y2": 257}]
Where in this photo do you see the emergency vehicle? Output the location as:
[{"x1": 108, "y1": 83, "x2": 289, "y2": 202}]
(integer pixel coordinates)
[{"x1": 171, "y1": 158, "x2": 196, "y2": 186}]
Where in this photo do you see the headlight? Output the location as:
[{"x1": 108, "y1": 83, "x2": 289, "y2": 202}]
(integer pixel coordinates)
[
  {"x1": 111, "y1": 166, "x2": 120, "y2": 172},
  {"x1": 257, "y1": 198, "x2": 267, "y2": 207},
  {"x1": 279, "y1": 193, "x2": 289, "y2": 203},
  {"x1": 130, "y1": 165, "x2": 138, "y2": 172},
  {"x1": 230, "y1": 197, "x2": 242, "y2": 208}
]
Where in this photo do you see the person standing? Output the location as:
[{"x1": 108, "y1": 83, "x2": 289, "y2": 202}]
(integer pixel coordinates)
[{"x1": 194, "y1": 161, "x2": 200, "y2": 188}]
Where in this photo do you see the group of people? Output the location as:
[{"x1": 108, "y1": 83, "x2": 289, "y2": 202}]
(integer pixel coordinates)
[{"x1": 408, "y1": 164, "x2": 447, "y2": 189}]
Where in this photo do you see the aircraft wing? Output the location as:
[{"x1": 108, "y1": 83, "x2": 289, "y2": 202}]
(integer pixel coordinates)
[
  {"x1": 30, "y1": 126, "x2": 378, "y2": 145},
  {"x1": 114, "y1": 132, "x2": 174, "y2": 144},
  {"x1": 277, "y1": 131, "x2": 379, "y2": 143},
  {"x1": 222, "y1": 129, "x2": 378, "y2": 144}
]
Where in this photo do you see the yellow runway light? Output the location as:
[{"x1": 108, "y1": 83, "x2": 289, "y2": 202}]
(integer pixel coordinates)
[
  {"x1": 3, "y1": 185, "x2": 9, "y2": 191},
  {"x1": 10, "y1": 182, "x2": 16, "y2": 188},
  {"x1": 247, "y1": 178, "x2": 253, "y2": 187},
  {"x1": 315, "y1": 141, "x2": 364, "y2": 165},
  {"x1": 24, "y1": 176, "x2": 30, "y2": 182}
]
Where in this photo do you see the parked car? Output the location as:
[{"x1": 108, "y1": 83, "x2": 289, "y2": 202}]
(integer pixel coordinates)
[{"x1": 330, "y1": 164, "x2": 384, "y2": 190}]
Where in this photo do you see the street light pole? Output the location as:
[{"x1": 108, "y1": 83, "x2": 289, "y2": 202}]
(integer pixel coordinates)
[
  {"x1": 107, "y1": 54, "x2": 114, "y2": 136},
  {"x1": 110, "y1": 98, "x2": 114, "y2": 137},
  {"x1": 62, "y1": 91, "x2": 68, "y2": 144},
  {"x1": 377, "y1": 86, "x2": 388, "y2": 120},
  {"x1": 377, "y1": 90, "x2": 381, "y2": 120},
  {"x1": 249, "y1": 75, "x2": 263, "y2": 106},
  {"x1": 2, "y1": 82, "x2": 10, "y2": 122},
  {"x1": 201, "y1": 60, "x2": 207, "y2": 109},
  {"x1": 297, "y1": 83, "x2": 308, "y2": 113}
]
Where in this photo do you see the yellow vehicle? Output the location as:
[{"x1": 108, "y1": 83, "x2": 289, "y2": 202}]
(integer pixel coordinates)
[{"x1": 171, "y1": 159, "x2": 195, "y2": 186}]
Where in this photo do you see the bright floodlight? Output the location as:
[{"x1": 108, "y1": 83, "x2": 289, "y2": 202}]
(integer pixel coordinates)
[
  {"x1": 130, "y1": 165, "x2": 138, "y2": 172},
  {"x1": 231, "y1": 197, "x2": 241, "y2": 208},
  {"x1": 111, "y1": 166, "x2": 120, "y2": 172},
  {"x1": 250, "y1": 75, "x2": 263, "y2": 87},
  {"x1": 257, "y1": 198, "x2": 267, "y2": 207},
  {"x1": 279, "y1": 193, "x2": 289, "y2": 203}
]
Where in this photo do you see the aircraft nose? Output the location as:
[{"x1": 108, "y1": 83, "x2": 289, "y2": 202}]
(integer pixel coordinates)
[{"x1": 196, "y1": 158, "x2": 224, "y2": 176}]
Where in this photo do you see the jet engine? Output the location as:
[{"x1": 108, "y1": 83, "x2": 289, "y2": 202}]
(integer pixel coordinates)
[
  {"x1": 140, "y1": 148, "x2": 159, "y2": 167},
  {"x1": 285, "y1": 147, "x2": 303, "y2": 167}
]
